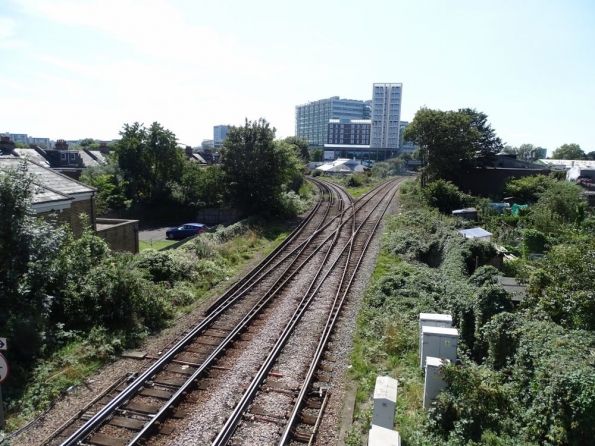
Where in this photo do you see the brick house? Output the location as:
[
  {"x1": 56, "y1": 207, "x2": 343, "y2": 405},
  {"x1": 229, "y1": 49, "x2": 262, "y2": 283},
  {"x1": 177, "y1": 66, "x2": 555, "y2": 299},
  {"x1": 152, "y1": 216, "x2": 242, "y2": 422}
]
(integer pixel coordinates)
[
  {"x1": 0, "y1": 157, "x2": 97, "y2": 237},
  {"x1": 0, "y1": 154, "x2": 139, "y2": 252}
]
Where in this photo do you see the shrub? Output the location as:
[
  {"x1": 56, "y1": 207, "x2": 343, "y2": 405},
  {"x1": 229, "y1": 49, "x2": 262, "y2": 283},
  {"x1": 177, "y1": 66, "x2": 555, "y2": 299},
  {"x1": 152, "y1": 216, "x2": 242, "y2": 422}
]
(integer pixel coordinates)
[
  {"x1": 503, "y1": 174, "x2": 555, "y2": 203},
  {"x1": 422, "y1": 180, "x2": 471, "y2": 214},
  {"x1": 521, "y1": 228, "x2": 548, "y2": 258},
  {"x1": 135, "y1": 249, "x2": 188, "y2": 284},
  {"x1": 346, "y1": 173, "x2": 367, "y2": 188},
  {"x1": 62, "y1": 253, "x2": 173, "y2": 336}
]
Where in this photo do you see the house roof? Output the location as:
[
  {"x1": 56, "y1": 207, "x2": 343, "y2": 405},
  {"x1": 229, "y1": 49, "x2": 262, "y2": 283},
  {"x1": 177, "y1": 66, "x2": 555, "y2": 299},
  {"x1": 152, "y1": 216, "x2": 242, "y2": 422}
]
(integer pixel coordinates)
[
  {"x1": 459, "y1": 227, "x2": 492, "y2": 239},
  {"x1": 539, "y1": 159, "x2": 595, "y2": 170},
  {"x1": 316, "y1": 158, "x2": 364, "y2": 172},
  {"x1": 79, "y1": 150, "x2": 105, "y2": 167},
  {"x1": 11, "y1": 148, "x2": 51, "y2": 166},
  {"x1": 498, "y1": 276, "x2": 527, "y2": 302},
  {"x1": 0, "y1": 158, "x2": 95, "y2": 204}
]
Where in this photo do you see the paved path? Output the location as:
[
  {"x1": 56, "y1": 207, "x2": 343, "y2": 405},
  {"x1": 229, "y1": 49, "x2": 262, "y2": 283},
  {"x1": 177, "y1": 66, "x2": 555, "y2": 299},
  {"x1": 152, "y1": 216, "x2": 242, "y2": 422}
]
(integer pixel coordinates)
[{"x1": 138, "y1": 226, "x2": 171, "y2": 241}]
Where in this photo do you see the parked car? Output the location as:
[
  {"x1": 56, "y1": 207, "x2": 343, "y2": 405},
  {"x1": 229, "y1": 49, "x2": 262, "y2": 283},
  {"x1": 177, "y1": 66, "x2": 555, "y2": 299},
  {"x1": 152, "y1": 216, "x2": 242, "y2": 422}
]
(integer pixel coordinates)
[{"x1": 166, "y1": 223, "x2": 206, "y2": 240}]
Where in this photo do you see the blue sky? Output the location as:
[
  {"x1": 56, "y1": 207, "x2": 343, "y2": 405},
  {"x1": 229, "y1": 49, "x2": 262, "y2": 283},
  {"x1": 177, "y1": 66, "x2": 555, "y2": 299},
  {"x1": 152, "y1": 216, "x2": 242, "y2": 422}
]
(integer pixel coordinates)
[{"x1": 1, "y1": 0, "x2": 593, "y2": 154}]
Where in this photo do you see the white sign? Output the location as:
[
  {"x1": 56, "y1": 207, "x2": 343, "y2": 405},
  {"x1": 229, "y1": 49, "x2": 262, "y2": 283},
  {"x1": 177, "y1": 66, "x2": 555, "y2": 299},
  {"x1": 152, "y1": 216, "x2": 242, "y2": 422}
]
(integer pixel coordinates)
[
  {"x1": 0, "y1": 338, "x2": 6, "y2": 351},
  {"x1": 0, "y1": 354, "x2": 8, "y2": 383}
]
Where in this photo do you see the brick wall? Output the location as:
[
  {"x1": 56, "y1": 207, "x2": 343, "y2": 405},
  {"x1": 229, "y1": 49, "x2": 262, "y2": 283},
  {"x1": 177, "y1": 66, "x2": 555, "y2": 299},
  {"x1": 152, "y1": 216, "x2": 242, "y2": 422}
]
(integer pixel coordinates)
[
  {"x1": 454, "y1": 168, "x2": 551, "y2": 197},
  {"x1": 95, "y1": 218, "x2": 139, "y2": 253},
  {"x1": 196, "y1": 208, "x2": 245, "y2": 226},
  {"x1": 38, "y1": 198, "x2": 96, "y2": 237}
]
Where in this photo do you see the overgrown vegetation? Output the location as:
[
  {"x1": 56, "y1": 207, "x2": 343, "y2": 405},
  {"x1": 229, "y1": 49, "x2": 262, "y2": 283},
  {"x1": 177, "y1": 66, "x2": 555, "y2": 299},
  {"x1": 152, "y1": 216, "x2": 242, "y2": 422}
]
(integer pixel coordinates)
[
  {"x1": 82, "y1": 118, "x2": 310, "y2": 220},
  {"x1": 349, "y1": 175, "x2": 595, "y2": 445},
  {"x1": 0, "y1": 163, "x2": 294, "y2": 430}
]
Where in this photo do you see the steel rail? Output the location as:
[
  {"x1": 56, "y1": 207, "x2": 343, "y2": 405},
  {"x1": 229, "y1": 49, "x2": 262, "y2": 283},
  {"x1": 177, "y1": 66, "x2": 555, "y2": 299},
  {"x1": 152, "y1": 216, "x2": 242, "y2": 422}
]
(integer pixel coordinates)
[
  {"x1": 57, "y1": 179, "x2": 381, "y2": 446},
  {"x1": 211, "y1": 181, "x2": 399, "y2": 445},
  {"x1": 278, "y1": 179, "x2": 402, "y2": 445},
  {"x1": 60, "y1": 180, "x2": 353, "y2": 446},
  {"x1": 123, "y1": 187, "x2": 352, "y2": 445},
  {"x1": 56, "y1": 180, "x2": 333, "y2": 446},
  {"x1": 203, "y1": 178, "x2": 334, "y2": 315}
]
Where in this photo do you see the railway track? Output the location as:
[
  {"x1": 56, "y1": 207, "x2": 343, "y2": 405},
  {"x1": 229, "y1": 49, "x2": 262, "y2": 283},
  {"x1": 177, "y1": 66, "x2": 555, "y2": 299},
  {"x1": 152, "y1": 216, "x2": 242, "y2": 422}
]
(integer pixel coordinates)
[
  {"x1": 213, "y1": 179, "x2": 402, "y2": 446},
  {"x1": 42, "y1": 177, "x2": 401, "y2": 446}
]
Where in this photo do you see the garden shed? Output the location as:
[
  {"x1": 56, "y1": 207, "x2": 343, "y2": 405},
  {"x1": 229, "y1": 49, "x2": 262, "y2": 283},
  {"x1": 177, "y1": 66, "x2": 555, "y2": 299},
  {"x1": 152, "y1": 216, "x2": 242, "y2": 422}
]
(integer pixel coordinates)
[{"x1": 459, "y1": 227, "x2": 492, "y2": 242}]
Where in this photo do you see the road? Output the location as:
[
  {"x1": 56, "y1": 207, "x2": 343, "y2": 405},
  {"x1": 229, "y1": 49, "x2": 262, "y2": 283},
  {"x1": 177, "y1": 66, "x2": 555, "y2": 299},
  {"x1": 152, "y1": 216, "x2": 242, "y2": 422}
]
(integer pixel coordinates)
[{"x1": 138, "y1": 226, "x2": 171, "y2": 241}]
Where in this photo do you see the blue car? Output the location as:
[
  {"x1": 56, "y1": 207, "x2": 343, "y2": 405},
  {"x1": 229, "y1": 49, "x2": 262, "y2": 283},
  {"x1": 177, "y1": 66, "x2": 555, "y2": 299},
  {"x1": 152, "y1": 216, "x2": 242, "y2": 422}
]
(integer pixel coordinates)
[{"x1": 166, "y1": 223, "x2": 206, "y2": 240}]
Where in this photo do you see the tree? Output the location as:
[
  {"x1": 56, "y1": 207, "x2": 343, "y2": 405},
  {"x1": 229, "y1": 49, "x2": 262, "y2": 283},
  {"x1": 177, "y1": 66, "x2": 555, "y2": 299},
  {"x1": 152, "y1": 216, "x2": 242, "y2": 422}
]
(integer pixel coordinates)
[
  {"x1": 115, "y1": 122, "x2": 186, "y2": 203},
  {"x1": 178, "y1": 163, "x2": 226, "y2": 208},
  {"x1": 402, "y1": 107, "x2": 502, "y2": 182},
  {"x1": 220, "y1": 118, "x2": 302, "y2": 215},
  {"x1": 0, "y1": 162, "x2": 66, "y2": 359},
  {"x1": 503, "y1": 143, "x2": 544, "y2": 161},
  {"x1": 551, "y1": 143, "x2": 585, "y2": 160},
  {"x1": 80, "y1": 159, "x2": 131, "y2": 215},
  {"x1": 310, "y1": 149, "x2": 323, "y2": 162},
  {"x1": 283, "y1": 136, "x2": 310, "y2": 162}
]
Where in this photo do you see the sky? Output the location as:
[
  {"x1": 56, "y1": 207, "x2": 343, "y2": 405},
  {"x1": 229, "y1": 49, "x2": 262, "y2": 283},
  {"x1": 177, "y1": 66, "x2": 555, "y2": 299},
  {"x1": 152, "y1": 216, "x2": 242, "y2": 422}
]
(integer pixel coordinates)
[{"x1": 1, "y1": 0, "x2": 594, "y2": 154}]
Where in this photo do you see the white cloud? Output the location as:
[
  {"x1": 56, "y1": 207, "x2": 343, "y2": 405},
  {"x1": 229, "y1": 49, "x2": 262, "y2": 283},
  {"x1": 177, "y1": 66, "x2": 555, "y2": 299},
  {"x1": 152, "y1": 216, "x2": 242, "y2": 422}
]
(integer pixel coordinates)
[
  {"x1": 20, "y1": 0, "x2": 289, "y2": 79},
  {"x1": 0, "y1": 16, "x2": 16, "y2": 40}
]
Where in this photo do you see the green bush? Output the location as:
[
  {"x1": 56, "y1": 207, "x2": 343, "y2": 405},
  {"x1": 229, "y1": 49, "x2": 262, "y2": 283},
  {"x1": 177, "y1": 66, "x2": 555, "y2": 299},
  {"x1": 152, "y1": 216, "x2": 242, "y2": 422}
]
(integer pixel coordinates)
[
  {"x1": 62, "y1": 253, "x2": 173, "y2": 335},
  {"x1": 422, "y1": 179, "x2": 472, "y2": 214},
  {"x1": 503, "y1": 174, "x2": 555, "y2": 203},
  {"x1": 135, "y1": 249, "x2": 188, "y2": 284},
  {"x1": 521, "y1": 228, "x2": 548, "y2": 258},
  {"x1": 347, "y1": 173, "x2": 367, "y2": 188}
]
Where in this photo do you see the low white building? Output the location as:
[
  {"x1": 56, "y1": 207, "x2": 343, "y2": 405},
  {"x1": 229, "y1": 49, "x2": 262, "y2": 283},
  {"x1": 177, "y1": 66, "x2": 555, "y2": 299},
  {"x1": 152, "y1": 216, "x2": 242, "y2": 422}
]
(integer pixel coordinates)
[{"x1": 315, "y1": 158, "x2": 366, "y2": 174}]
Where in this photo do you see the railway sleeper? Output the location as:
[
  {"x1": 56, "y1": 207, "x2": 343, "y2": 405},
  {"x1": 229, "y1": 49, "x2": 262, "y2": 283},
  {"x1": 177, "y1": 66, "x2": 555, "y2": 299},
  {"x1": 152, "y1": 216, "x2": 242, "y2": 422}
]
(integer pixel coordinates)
[
  {"x1": 108, "y1": 416, "x2": 147, "y2": 431},
  {"x1": 299, "y1": 412, "x2": 317, "y2": 426},
  {"x1": 139, "y1": 387, "x2": 174, "y2": 399},
  {"x1": 305, "y1": 398, "x2": 322, "y2": 409},
  {"x1": 292, "y1": 428, "x2": 312, "y2": 443},
  {"x1": 124, "y1": 401, "x2": 160, "y2": 414},
  {"x1": 88, "y1": 433, "x2": 128, "y2": 446}
]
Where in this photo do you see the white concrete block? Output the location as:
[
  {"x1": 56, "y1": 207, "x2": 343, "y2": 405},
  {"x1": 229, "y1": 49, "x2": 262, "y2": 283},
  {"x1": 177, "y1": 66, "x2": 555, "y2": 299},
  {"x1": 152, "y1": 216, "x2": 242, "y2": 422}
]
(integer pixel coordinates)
[
  {"x1": 424, "y1": 356, "x2": 448, "y2": 409},
  {"x1": 372, "y1": 376, "x2": 398, "y2": 430},
  {"x1": 368, "y1": 424, "x2": 401, "y2": 446}
]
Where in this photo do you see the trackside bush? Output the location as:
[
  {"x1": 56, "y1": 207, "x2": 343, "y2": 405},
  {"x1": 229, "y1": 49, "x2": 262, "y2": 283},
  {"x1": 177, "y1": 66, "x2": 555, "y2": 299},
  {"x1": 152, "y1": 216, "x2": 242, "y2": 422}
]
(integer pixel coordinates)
[{"x1": 421, "y1": 179, "x2": 473, "y2": 214}]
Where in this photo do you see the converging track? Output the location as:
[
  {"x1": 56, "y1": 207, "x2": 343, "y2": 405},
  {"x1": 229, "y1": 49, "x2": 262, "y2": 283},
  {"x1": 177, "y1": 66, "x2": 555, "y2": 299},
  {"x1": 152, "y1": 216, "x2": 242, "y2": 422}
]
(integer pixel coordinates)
[{"x1": 42, "y1": 177, "x2": 403, "y2": 446}]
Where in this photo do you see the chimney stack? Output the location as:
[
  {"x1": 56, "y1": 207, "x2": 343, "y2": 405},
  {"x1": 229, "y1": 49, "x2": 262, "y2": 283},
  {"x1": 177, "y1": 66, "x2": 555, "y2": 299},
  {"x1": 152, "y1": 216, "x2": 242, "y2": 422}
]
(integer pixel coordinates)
[
  {"x1": 0, "y1": 136, "x2": 15, "y2": 154},
  {"x1": 55, "y1": 139, "x2": 69, "y2": 150}
]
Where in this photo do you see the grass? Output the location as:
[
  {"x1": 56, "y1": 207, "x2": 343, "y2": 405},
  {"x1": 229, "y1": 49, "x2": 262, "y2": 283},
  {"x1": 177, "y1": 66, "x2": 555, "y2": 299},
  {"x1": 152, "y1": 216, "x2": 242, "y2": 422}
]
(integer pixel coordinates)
[
  {"x1": 347, "y1": 249, "x2": 428, "y2": 445},
  {"x1": 139, "y1": 239, "x2": 177, "y2": 251},
  {"x1": 319, "y1": 175, "x2": 391, "y2": 198}
]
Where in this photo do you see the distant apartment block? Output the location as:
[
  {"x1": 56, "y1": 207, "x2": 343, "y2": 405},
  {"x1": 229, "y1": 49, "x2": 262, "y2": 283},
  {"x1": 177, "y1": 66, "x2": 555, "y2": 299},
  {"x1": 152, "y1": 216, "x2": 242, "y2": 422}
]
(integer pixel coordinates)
[
  {"x1": 201, "y1": 139, "x2": 215, "y2": 150},
  {"x1": 295, "y1": 97, "x2": 370, "y2": 149},
  {"x1": 213, "y1": 125, "x2": 229, "y2": 148},
  {"x1": 327, "y1": 119, "x2": 371, "y2": 146},
  {"x1": 399, "y1": 121, "x2": 417, "y2": 153},
  {"x1": 2, "y1": 132, "x2": 51, "y2": 149},
  {"x1": 371, "y1": 83, "x2": 402, "y2": 152},
  {"x1": 324, "y1": 118, "x2": 373, "y2": 161}
]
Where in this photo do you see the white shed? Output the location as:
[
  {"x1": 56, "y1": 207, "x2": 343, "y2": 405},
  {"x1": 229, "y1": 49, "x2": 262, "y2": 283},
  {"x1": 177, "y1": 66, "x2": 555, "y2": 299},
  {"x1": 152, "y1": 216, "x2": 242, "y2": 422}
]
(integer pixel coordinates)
[{"x1": 459, "y1": 227, "x2": 492, "y2": 242}]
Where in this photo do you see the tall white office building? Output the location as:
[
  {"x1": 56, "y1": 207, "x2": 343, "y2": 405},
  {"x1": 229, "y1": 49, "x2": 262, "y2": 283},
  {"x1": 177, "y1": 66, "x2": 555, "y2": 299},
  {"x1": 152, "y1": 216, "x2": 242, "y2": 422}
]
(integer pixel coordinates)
[{"x1": 370, "y1": 83, "x2": 402, "y2": 152}]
